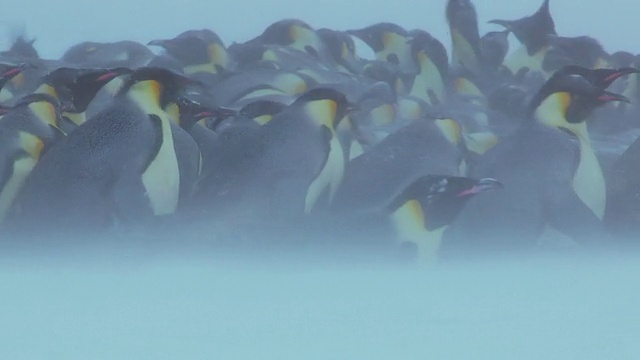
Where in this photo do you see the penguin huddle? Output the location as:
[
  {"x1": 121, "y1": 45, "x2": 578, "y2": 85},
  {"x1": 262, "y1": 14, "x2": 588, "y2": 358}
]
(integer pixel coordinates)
[{"x1": 0, "y1": 0, "x2": 639, "y2": 262}]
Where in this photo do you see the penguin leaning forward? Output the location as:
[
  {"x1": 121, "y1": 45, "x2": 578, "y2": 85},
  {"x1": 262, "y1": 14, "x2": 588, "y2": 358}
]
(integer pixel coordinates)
[
  {"x1": 4, "y1": 67, "x2": 199, "y2": 236},
  {"x1": 440, "y1": 66, "x2": 630, "y2": 258},
  {"x1": 241, "y1": 87, "x2": 353, "y2": 221}
]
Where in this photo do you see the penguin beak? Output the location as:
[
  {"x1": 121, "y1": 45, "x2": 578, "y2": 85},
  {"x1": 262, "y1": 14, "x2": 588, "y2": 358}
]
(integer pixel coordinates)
[
  {"x1": 602, "y1": 67, "x2": 640, "y2": 85},
  {"x1": 597, "y1": 91, "x2": 630, "y2": 104},
  {"x1": 1, "y1": 62, "x2": 33, "y2": 79},
  {"x1": 456, "y1": 178, "x2": 504, "y2": 197},
  {"x1": 213, "y1": 106, "x2": 237, "y2": 119}
]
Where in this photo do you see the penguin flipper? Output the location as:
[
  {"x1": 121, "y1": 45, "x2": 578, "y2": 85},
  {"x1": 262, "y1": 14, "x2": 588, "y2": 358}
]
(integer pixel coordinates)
[{"x1": 545, "y1": 190, "x2": 607, "y2": 246}]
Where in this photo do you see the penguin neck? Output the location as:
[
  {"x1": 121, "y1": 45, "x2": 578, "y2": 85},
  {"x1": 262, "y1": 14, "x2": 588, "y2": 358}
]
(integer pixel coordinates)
[
  {"x1": 451, "y1": 29, "x2": 480, "y2": 74},
  {"x1": 35, "y1": 84, "x2": 59, "y2": 100},
  {"x1": 379, "y1": 33, "x2": 411, "y2": 67},
  {"x1": 126, "y1": 80, "x2": 165, "y2": 116},
  {"x1": 304, "y1": 99, "x2": 339, "y2": 132},
  {"x1": 410, "y1": 52, "x2": 445, "y2": 105},
  {"x1": 505, "y1": 44, "x2": 549, "y2": 75},
  {"x1": 62, "y1": 111, "x2": 86, "y2": 127},
  {"x1": 533, "y1": 92, "x2": 589, "y2": 140},
  {"x1": 28, "y1": 102, "x2": 58, "y2": 128},
  {"x1": 390, "y1": 199, "x2": 444, "y2": 264}
]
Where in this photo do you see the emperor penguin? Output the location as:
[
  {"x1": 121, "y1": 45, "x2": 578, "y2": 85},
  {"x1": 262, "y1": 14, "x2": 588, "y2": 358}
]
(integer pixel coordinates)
[
  {"x1": 489, "y1": 0, "x2": 557, "y2": 77},
  {"x1": 0, "y1": 93, "x2": 63, "y2": 222},
  {"x1": 5, "y1": 67, "x2": 198, "y2": 235},
  {"x1": 246, "y1": 87, "x2": 352, "y2": 219},
  {"x1": 347, "y1": 23, "x2": 417, "y2": 75},
  {"x1": 332, "y1": 115, "x2": 469, "y2": 216},
  {"x1": 61, "y1": 41, "x2": 154, "y2": 68},
  {"x1": 332, "y1": 176, "x2": 502, "y2": 263},
  {"x1": 0, "y1": 62, "x2": 34, "y2": 103},
  {"x1": 446, "y1": 0, "x2": 484, "y2": 75},
  {"x1": 57, "y1": 67, "x2": 133, "y2": 131},
  {"x1": 441, "y1": 68, "x2": 630, "y2": 258},
  {"x1": 148, "y1": 29, "x2": 231, "y2": 75},
  {"x1": 407, "y1": 30, "x2": 450, "y2": 107}
]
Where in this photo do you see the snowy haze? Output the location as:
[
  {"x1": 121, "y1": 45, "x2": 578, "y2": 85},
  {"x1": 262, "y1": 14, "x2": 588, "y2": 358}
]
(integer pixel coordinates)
[
  {"x1": 1, "y1": 0, "x2": 640, "y2": 359},
  {"x1": 0, "y1": 0, "x2": 639, "y2": 58}
]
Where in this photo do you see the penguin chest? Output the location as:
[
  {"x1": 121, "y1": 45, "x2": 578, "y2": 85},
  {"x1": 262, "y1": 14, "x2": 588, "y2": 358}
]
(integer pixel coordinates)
[
  {"x1": 390, "y1": 200, "x2": 443, "y2": 264},
  {"x1": 141, "y1": 115, "x2": 180, "y2": 216},
  {"x1": 573, "y1": 136, "x2": 605, "y2": 219},
  {"x1": 304, "y1": 129, "x2": 345, "y2": 213},
  {"x1": 0, "y1": 156, "x2": 37, "y2": 221},
  {"x1": 505, "y1": 45, "x2": 548, "y2": 75}
]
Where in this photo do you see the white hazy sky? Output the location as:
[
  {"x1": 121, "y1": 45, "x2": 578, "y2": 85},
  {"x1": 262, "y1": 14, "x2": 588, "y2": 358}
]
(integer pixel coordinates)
[{"x1": 0, "y1": 0, "x2": 638, "y2": 59}]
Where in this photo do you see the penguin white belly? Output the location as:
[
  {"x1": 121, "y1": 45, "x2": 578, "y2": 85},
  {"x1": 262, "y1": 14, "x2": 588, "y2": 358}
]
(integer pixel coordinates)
[
  {"x1": 305, "y1": 135, "x2": 345, "y2": 213},
  {"x1": 0, "y1": 157, "x2": 37, "y2": 222},
  {"x1": 141, "y1": 117, "x2": 180, "y2": 216},
  {"x1": 573, "y1": 133, "x2": 606, "y2": 219},
  {"x1": 391, "y1": 200, "x2": 444, "y2": 264},
  {"x1": 505, "y1": 45, "x2": 548, "y2": 75}
]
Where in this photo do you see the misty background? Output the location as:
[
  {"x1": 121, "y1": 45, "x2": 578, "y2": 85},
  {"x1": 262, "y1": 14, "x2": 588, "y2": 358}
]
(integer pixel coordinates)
[
  {"x1": 1, "y1": 0, "x2": 639, "y2": 58},
  {"x1": 1, "y1": 0, "x2": 640, "y2": 359}
]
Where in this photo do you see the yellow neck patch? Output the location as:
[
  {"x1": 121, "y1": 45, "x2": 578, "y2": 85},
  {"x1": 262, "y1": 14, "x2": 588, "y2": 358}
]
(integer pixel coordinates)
[
  {"x1": 127, "y1": 80, "x2": 163, "y2": 114},
  {"x1": 304, "y1": 99, "x2": 338, "y2": 130},
  {"x1": 434, "y1": 118, "x2": 462, "y2": 145},
  {"x1": 390, "y1": 199, "x2": 444, "y2": 264},
  {"x1": 29, "y1": 101, "x2": 57, "y2": 128}
]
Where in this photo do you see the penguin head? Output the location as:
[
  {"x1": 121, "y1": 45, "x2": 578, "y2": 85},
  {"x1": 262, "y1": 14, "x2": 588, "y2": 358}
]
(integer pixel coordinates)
[
  {"x1": 259, "y1": 19, "x2": 321, "y2": 56},
  {"x1": 347, "y1": 23, "x2": 409, "y2": 53},
  {"x1": 293, "y1": 87, "x2": 352, "y2": 129},
  {"x1": 389, "y1": 176, "x2": 503, "y2": 231},
  {"x1": 317, "y1": 28, "x2": 361, "y2": 72},
  {"x1": 554, "y1": 65, "x2": 639, "y2": 89},
  {"x1": 489, "y1": 0, "x2": 556, "y2": 55},
  {"x1": 119, "y1": 67, "x2": 196, "y2": 109},
  {"x1": 149, "y1": 29, "x2": 228, "y2": 73},
  {"x1": 544, "y1": 35, "x2": 609, "y2": 71},
  {"x1": 480, "y1": 30, "x2": 510, "y2": 71},
  {"x1": 170, "y1": 97, "x2": 236, "y2": 130},
  {"x1": 239, "y1": 100, "x2": 288, "y2": 125},
  {"x1": 63, "y1": 67, "x2": 133, "y2": 113},
  {"x1": 0, "y1": 62, "x2": 32, "y2": 91},
  {"x1": 529, "y1": 69, "x2": 630, "y2": 124},
  {"x1": 407, "y1": 30, "x2": 449, "y2": 78},
  {"x1": 1, "y1": 35, "x2": 39, "y2": 60}
]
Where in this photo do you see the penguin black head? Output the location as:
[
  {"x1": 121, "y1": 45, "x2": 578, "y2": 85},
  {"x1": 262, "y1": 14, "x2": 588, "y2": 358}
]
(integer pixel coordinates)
[
  {"x1": 1, "y1": 35, "x2": 39, "y2": 60},
  {"x1": 407, "y1": 30, "x2": 449, "y2": 78},
  {"x1": 64, "y1": 67, "x2": 133, "y2": 113},
  {"x1": 240, "y1": 100, "x2": 287, "y2": 119},
  {"x1": 317, "y1": 28, "x2": 360, "y2": 72},
  {"x1": 149, "y1": 29, "x2": 227, "y2": 71},
  {"x1": 446, "y1": 0, "x2": 483, "y2": 52},
  {"x1": 529, "y1": 68, "x2": 630, "y2": 123},
  {"x1": 489, "y1": 0, "x2": 556, "y2": 56},
  {"x1": 389, "y1": 176, "x2": 503, "y2": 231},
  {"x1": 259, "y1": 19, "x2": 315, "y2": 46},
  {"x1": 0, "y1": 62, "x2": 32, "y2": 91},
  {"x1": 555, "y1": 65, "x2": 639, "y2": 89},
  {"x1": 173, "y1": 97, "x2": 236, "y2": 130},
  {"x1": 481, "y1": 30, "x2": 510, "y2": 70},
  {"x1": 119, "y1": 67, "x2": 197, "y2": 108},
  {"x1": 543, "y1": 35, "x2": 608, "y2": 71},
  {"x1": 347, "y1": 23, "x2": 409, "y2": 53}
]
